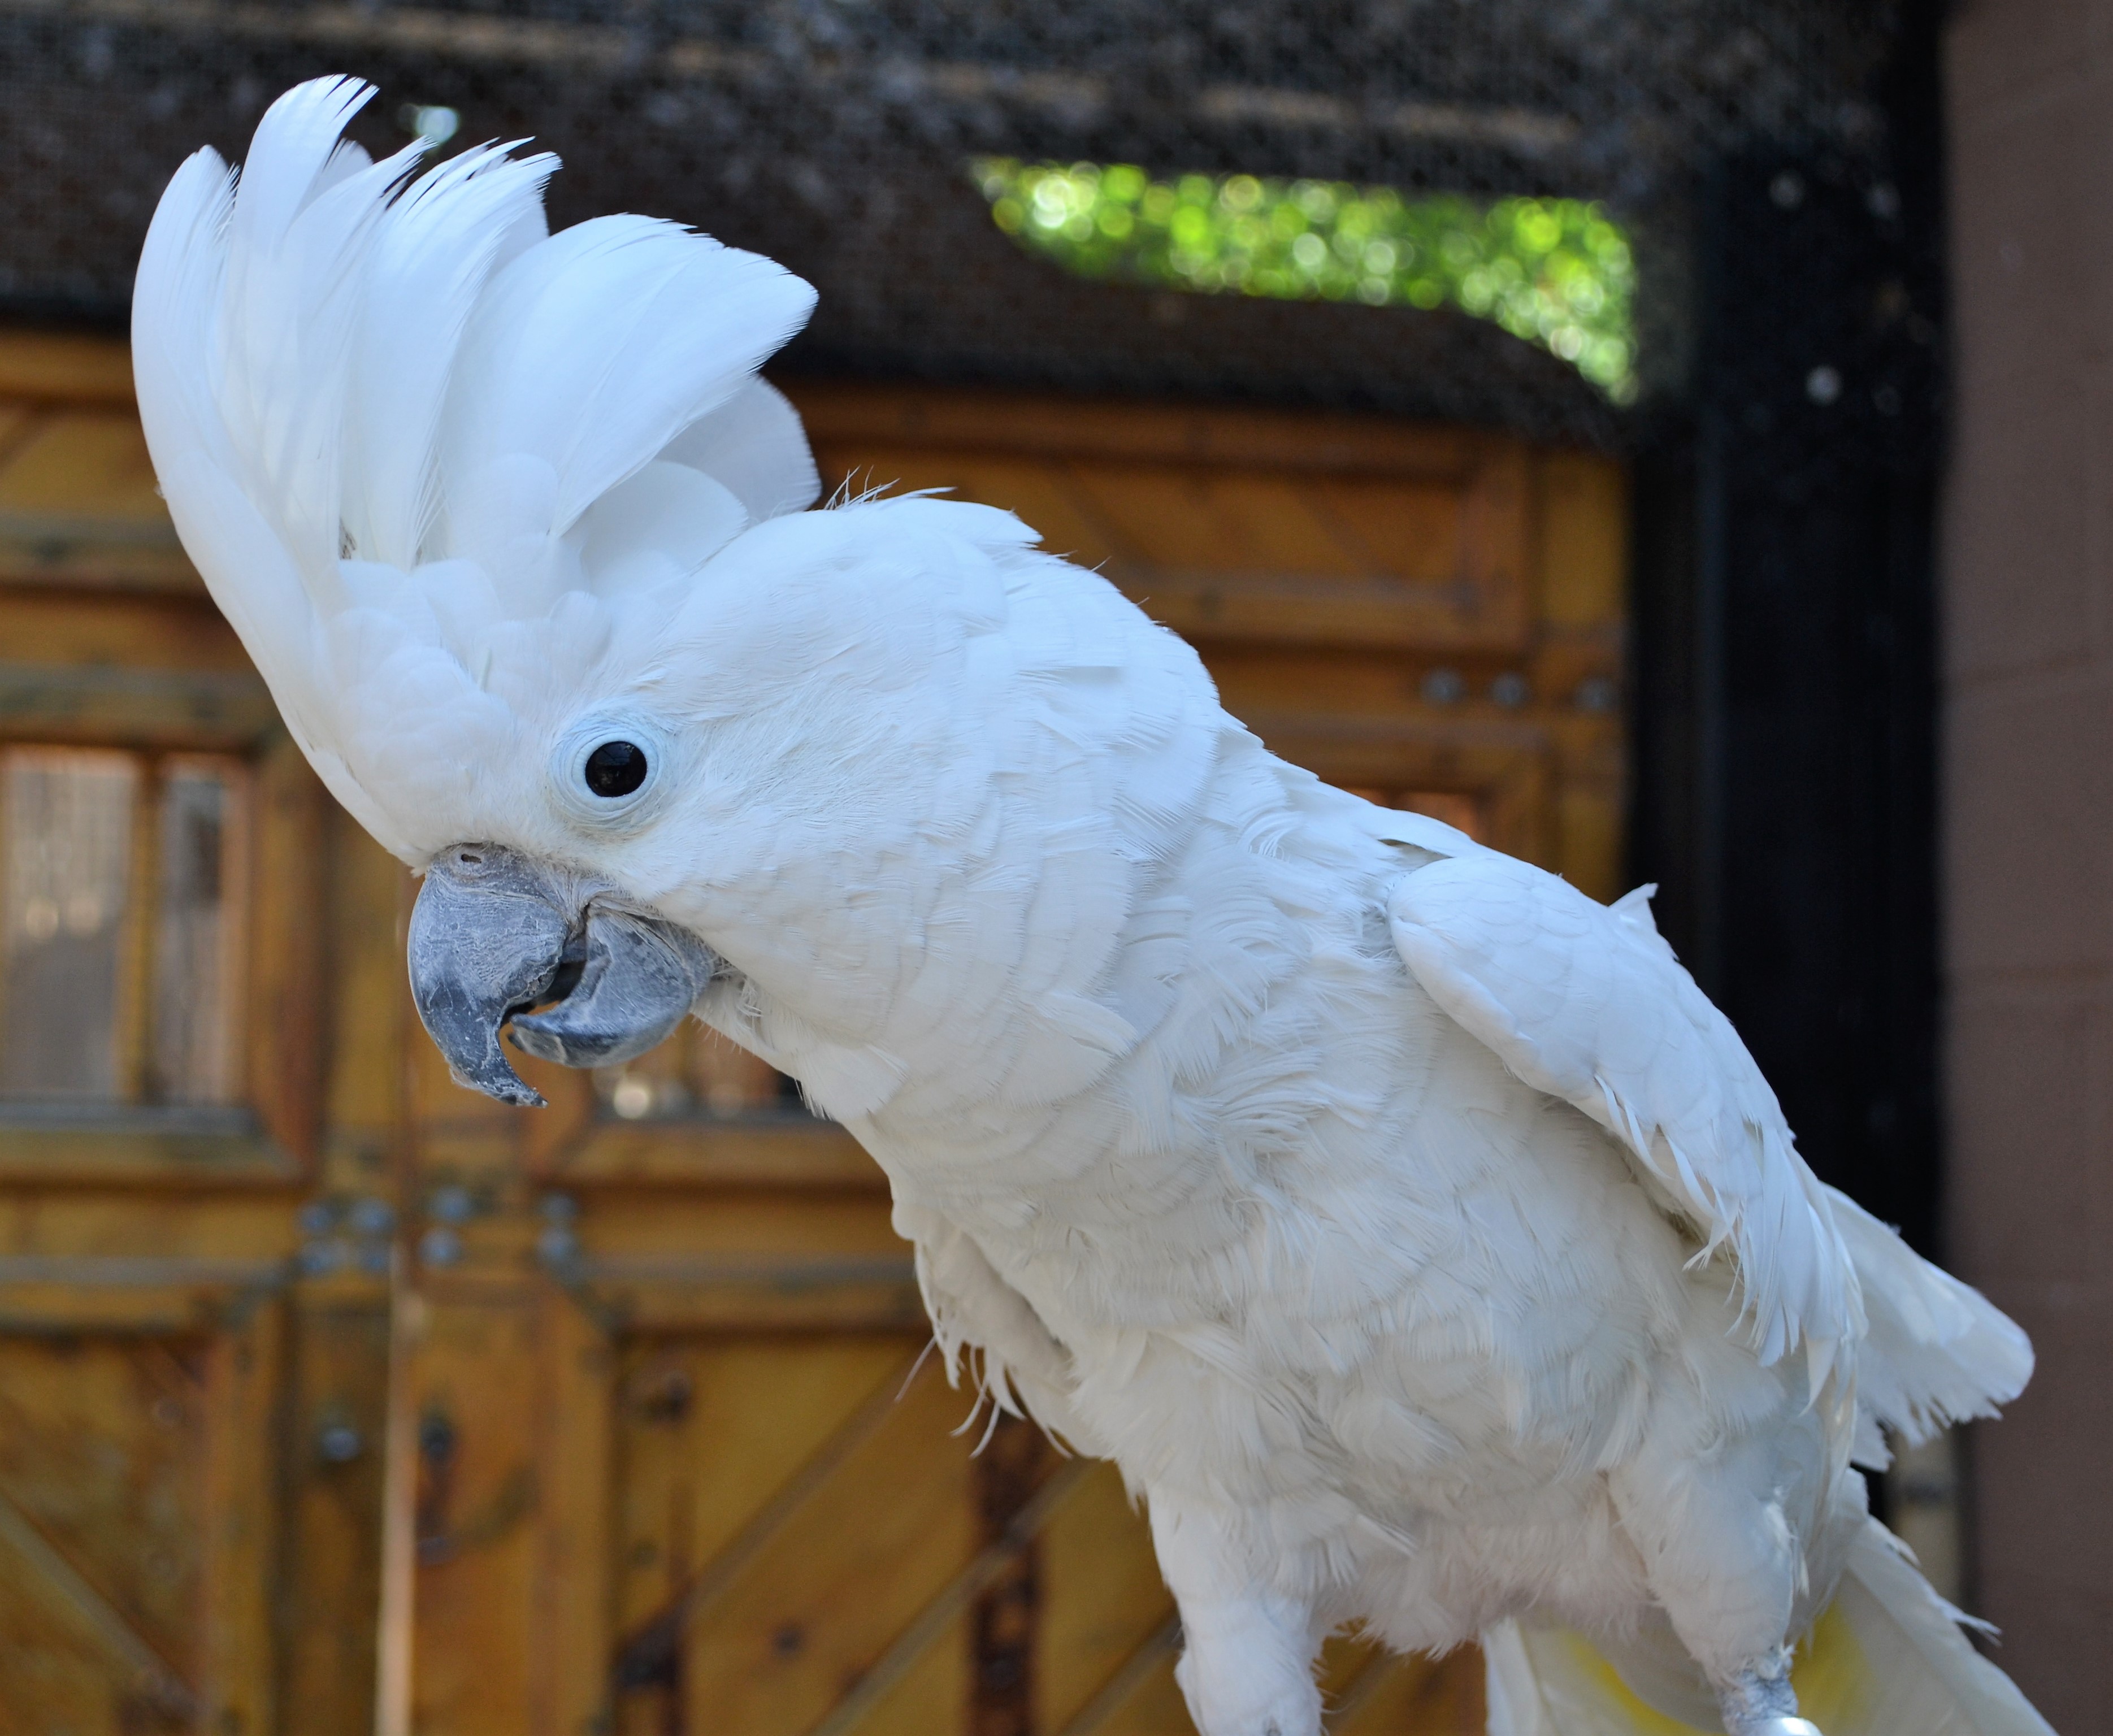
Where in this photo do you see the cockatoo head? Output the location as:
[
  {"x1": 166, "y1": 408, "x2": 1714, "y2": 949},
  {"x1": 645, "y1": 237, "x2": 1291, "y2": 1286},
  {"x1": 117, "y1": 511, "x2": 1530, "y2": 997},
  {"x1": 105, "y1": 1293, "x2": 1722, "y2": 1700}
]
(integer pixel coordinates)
[{"x1": 131, "y1": 76, "x2": 890, "y2": 1104}]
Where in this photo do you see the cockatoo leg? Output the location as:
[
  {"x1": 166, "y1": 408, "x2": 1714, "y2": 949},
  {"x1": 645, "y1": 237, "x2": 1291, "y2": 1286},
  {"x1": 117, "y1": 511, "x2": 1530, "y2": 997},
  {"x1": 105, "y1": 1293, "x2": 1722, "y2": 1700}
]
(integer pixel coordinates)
[
  {"x1": 1149, "y1": 1493, "x2": 1322, "y2": 1736},
  {"x1": 1607, "y1": 1443, "x2": 1821, "y2": 1736},
  {"x1": 1717, "y1": 1652, "x2": 1823, "y2": 1736}
]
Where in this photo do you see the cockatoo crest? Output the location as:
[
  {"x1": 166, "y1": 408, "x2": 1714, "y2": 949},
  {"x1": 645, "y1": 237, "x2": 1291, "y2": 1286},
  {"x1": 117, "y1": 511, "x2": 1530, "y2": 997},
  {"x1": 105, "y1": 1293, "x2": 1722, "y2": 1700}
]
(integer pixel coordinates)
[{"x1": 132, "y1": 76, "x2": 820, "y2": 865}]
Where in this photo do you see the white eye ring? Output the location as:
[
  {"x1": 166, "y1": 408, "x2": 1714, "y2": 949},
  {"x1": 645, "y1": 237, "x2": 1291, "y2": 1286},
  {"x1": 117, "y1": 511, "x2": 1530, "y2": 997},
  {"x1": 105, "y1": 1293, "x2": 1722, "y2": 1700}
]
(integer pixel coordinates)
[{"x1": 550, "y1": 714, "x2": 675, "y2": 831}]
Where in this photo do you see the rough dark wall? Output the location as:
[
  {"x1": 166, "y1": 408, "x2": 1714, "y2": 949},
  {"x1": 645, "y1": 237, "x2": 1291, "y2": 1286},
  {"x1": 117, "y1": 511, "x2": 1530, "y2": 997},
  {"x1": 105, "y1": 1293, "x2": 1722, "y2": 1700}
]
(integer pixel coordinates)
[{"x1": 1943, "y1": 0, "x2": 2113, "y2": 1721}]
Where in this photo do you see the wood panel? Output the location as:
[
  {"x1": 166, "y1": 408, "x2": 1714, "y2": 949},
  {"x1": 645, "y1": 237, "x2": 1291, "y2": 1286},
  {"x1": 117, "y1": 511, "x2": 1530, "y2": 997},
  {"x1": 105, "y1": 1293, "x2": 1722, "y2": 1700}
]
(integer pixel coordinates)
[
  {"x1": 804, "y1": 401, "x2": 1533, "y2": 656},
  {"x1": 0, "y1": 332, "x2": 325, "y2": 1736},
  {"x1": 279, "y1": 1277, "x2": 392, "y2": 1736},
  {"x1": 632, "y1": 1340, "x2": 973, "y2": 1734},
  {"x1": 0, "y1": 401, "x2": 199, "y2": 593},
  {"x1": 0, "y1": 1335, "x2": 211, "y2": 1727}
]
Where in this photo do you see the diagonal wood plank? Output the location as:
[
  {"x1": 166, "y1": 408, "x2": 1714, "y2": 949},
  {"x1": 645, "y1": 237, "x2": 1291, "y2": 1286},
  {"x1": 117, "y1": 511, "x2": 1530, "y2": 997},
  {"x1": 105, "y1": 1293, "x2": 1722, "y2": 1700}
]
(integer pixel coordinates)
[
  {"x1": 1050, "y1": 1614, "x2": 1183, "y2": 1736},
  {"x1": 675, "y1": 1347, "x2": 982, "y2": 1735},
  {"x1": 808, "y1": 1456, "x2": 1093, "y2": 1736},
  {"x1": 612, "y1": 1338, "x2": 928, "y2": 1703},
  {"x1": 0, "y1": 1479, "x2": 198, "y2": 1717}
]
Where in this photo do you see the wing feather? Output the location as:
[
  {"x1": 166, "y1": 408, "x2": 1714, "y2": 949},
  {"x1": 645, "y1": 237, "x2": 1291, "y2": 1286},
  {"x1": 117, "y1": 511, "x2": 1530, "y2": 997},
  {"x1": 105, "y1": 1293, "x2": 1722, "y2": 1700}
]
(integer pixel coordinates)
[{"x1": 1387, "y1": 854, "x2": 1858, "y2": 1366}]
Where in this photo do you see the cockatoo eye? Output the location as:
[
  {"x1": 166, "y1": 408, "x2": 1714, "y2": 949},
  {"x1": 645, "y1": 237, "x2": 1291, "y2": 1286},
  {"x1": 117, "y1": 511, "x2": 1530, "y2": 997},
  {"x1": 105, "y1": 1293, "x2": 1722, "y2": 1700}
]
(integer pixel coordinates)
[
  {"x1": 552, "y1": 715, "x2": 670, "y2": 830},
  {"x1": 584, "y1": 740, "x2": 648, "y2": 798}
]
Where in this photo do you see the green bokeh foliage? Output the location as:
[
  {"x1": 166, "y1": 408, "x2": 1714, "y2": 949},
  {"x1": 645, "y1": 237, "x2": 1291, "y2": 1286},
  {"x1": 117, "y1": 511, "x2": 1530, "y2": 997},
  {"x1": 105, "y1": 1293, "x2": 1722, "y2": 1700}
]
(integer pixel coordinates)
[{"x1": 973, "y1": 158, "x2": 1637, "y2": 402}]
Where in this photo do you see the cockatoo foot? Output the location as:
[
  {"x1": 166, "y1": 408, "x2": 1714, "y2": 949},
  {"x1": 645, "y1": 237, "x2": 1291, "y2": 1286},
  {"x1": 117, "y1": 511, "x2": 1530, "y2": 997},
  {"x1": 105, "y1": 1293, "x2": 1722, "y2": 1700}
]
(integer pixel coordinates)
[{"x1": 1715, "y1": 1654, "x2": 1819, "y2": 1736}]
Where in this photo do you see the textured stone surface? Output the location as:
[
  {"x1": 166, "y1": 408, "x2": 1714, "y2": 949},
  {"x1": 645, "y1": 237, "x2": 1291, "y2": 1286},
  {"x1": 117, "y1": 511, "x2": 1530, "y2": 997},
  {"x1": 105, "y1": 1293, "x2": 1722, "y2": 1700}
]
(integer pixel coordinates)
[{"x1": 1944, "y1": 3, "x2": 2113, "y2": 1722}]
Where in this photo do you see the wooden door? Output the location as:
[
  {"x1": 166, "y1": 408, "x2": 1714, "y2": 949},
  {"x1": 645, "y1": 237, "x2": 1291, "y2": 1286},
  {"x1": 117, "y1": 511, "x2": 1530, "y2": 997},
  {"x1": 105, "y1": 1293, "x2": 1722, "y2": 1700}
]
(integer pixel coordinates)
[
  {"x1": 0, "y1": 339, "x2": 1621, "y2": 1736},
  {"x1": 0, "y1": 335, "x2": 322, "y2": 1735}
]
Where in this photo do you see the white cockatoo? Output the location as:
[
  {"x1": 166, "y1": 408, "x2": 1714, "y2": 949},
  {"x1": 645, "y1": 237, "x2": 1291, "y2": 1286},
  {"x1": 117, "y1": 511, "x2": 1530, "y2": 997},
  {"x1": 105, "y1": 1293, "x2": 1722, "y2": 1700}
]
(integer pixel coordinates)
[{"x1": 134, "y1": 79, "x2": 2051, "y2": 1736}]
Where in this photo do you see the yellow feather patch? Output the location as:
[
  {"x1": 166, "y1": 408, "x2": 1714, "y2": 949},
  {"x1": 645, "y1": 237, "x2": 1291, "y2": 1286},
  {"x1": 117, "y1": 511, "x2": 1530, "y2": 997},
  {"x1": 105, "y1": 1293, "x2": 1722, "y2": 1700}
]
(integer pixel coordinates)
[{"x1": 1533, "y1": 1599, "x2": 1868, "y2": 1734}]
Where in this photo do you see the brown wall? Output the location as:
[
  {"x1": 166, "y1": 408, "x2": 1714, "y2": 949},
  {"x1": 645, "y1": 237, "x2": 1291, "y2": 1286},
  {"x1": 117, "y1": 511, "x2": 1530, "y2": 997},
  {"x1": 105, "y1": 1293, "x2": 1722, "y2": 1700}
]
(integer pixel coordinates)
[{"x1": 1945, "y1": 4, "x2": 2113, "y2": 1726}]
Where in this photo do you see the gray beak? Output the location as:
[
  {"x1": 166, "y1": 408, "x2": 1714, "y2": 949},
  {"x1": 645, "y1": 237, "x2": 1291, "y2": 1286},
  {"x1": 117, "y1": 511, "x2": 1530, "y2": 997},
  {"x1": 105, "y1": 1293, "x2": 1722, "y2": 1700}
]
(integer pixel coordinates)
[{"x1": 407, "y1": 843, "x2": 718, "y2": 1107}]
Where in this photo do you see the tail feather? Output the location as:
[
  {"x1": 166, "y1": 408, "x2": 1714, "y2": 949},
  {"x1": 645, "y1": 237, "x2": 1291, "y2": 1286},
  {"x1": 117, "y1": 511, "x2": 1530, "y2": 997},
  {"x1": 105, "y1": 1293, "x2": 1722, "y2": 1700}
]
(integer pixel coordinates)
[
  {"x1": 1820, "y1": 1520, "x2": 2053, "y2": 1736},
  {"x1": 1483, "y1": 1520, "x2": 2053, "y2": 1735},
  {"x1": 1485, "y1": 1620, "x2": 1694, "y2": 1735}
]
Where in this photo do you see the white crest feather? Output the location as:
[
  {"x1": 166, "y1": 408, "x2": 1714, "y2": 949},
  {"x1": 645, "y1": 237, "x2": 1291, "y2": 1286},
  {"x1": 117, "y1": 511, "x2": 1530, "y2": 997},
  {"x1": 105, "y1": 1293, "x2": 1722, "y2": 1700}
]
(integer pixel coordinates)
[{"x1": 133, "y1": 75, "x2": 818, "y2": 863}]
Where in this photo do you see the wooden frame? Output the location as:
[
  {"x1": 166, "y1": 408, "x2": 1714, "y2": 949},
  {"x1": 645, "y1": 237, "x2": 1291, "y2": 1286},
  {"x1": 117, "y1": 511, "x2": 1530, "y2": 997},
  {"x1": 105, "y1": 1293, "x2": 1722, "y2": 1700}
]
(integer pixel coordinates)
[
  {"x1": 0, "y1": 330, "x2": 316, "y2": 1721},
  {"x1": 0, "y1": 684, "x2": 324, "y2": 1187},
  {"x1": 0, "y1": 337, "x2": 200, "y2": 594},
  {"x1": 0, "y1": 331, "x2": 1616, "y2": 1735}
]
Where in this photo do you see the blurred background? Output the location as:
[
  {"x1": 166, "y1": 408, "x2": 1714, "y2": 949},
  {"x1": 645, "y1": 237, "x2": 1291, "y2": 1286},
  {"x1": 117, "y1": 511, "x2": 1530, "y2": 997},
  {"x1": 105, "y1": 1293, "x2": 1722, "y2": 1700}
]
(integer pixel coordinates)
[{"x1": 0, "y1": 1, "x2": 2089, "y2": 1732}]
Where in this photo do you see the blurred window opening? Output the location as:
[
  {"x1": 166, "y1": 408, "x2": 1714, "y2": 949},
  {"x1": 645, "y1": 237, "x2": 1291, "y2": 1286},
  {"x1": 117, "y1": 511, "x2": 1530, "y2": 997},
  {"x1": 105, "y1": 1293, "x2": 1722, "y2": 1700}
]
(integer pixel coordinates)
[
  {"x1": 595, "y1": 1023, "x2": 811, "y2": 1124},
  {"x1": 0, "y1": 746, "x2": 248, "y2": 1107},
  {"x1": 973, "y1": 158, "x2": 1637, "y2": 401},
  {"x1": 153, "y1": 759, "x2": 248, "y2": 1104},
  {"x1": 1344, "y1": 787, "x2": 1487, "y2": 841}
]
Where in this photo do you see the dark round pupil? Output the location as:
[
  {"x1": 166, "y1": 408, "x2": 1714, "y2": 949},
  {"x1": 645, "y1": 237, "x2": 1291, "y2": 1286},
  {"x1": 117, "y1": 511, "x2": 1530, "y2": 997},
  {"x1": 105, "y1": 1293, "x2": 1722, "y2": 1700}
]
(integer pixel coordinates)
[{"x1": 584, "y1": 740, "x2": 648, "y2": 798}]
